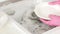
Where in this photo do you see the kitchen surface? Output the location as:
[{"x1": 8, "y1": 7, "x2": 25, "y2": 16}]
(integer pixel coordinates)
[{"x1": 0, "y1": 0, "x2": 56, "y2": 34}]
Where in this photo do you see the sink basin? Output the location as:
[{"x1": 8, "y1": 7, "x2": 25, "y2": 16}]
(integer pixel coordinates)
[{"x1": 0, "y1": 11, "x2": 32, "y2": 34}]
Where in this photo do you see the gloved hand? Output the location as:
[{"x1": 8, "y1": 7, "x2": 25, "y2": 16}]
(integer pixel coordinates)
[
  {"x1": 40, "y1": 15, "x2": 60, "y2": 26},
  {"x1": 49, "y1": 0, "x2": 60, "y2": 5}
]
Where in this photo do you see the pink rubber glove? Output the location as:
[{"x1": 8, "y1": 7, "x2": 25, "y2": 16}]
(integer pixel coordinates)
[
  {"x1": 40, "y1": 15, "x2": 60, "y2": 26},
  {"x1": 49, "y1": 0, "x2": 60, "y2": 5}
]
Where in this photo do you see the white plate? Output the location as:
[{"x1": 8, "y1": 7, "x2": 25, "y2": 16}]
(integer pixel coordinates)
[{"x1": 34, "y1": 3, "x2": 60, "y2": 20}]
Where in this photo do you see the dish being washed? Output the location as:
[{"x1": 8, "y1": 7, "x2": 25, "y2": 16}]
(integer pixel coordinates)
[{"x1": 34, "y1": 0, "x2": 60, "y2": 20}]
